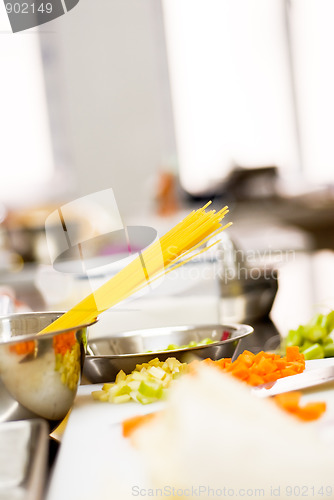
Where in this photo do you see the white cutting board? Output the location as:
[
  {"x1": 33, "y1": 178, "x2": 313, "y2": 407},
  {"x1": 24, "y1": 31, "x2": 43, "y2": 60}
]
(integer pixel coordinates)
[{"x1": 46, "y1": 359, "x2": 334, "y2": 500}]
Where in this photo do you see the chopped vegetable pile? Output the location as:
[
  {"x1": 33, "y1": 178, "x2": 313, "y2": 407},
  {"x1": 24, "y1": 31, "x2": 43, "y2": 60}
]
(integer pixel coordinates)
[
  {"x1": 282, "y1": 311, "x2": 334, "y2": 359},
  {"x1": 197, "y1": 346, "x2": 305, "y2": 386},
  {"x1": 92, "y1": 346, "x2": 305, "y2": 405},
  {"x1": 92, "y1": 357, "x2": 188, "y2": 405}
]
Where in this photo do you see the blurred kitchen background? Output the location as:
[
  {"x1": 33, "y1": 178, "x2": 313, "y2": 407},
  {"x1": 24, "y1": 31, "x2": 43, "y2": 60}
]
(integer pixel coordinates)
[{"x1": 2, "y1": 0, "x2": 334, "y2": 344}]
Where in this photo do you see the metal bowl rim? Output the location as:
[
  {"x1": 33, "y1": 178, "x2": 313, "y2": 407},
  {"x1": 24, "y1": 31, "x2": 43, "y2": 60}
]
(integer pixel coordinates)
[
  {"x1": 0, "y1": 311, "x2": 98, "y2": 346},
  {"x1": 86, "y1": 323, "x2": 254, "y2": 359}
]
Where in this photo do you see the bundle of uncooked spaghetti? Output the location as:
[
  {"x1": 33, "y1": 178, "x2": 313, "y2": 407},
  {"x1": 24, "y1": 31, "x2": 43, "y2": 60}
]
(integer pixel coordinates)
[{"x1": 40, "y1": 202, "x2": 230, "y2": 333}]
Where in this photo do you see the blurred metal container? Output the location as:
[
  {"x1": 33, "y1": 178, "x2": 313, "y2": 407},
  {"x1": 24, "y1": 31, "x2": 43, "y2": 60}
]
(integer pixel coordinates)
[
  {"x1": 217, "y1": 235, "x2": 278, "y2": 323},
  {"x1": 0, "y1": 419, "x2": 48, "y2": 500},
  {"x1": 83, "y1": 323, "x2": 253, "y2": 383},
  {"x1": 0, "y1": 312, "x2": 96, "y2": 427}
]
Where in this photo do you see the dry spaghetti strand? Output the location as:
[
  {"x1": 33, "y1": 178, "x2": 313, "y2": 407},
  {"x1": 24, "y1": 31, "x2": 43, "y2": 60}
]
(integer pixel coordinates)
[{"x1": 39, "y1": 202, "x2": 231, "y2": 333}]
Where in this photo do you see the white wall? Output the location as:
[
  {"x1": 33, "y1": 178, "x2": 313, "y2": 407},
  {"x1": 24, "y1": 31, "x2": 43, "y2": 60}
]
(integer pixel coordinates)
[{"x1": 42, "y1": 0, "x2": 176, "y2": 217}]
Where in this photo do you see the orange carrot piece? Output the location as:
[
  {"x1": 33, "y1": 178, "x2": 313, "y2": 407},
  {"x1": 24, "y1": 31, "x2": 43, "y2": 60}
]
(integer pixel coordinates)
[
  {"x1": 281, "y1": 368, "x2": 297, "y2": 378},
  {"x1": 216, "y1": 358, "x2": 232, "y2": 369},
  {"x1": 247, "y1": 373, "x2": 265, "y2": 386},
  {"x1": 122, "y1": 412, "x2": 158, "y2": 438},
  {"x1": 262, "y1": 372, "x2": 281, "y2": 383},
  {"x1": 274, "y1": 392, "x2": 326, "y2": 421},
  {"x1": 274, "y1": 391, "x2": 301, "y2": 411},
  {"x1": 10, "y1": 340, "x2": 35, "y2": 356},
  {"x1": 286, "y1": 346, "x2": 303, "y2": 362},
  {"x1": 295, "y1": 402, "x2": 327, "y2": 421}
]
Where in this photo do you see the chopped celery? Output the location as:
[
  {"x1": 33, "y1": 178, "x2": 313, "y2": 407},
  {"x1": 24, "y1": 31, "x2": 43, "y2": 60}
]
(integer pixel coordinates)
[
  {"x1": 302, "y1": 325, "x2": 327, "y2": 342},
  {"x1": 324, "y1": 343, "x2": 334, "y2": 357},
  {"x1": 92, "y1": 357, "x2": 189, "y2": 405},
  {"x1": 302, "y1": 343, "x2": 324, "y2": 360},
  {"x1": 281, "y1": 310, "x2": 334, "y2": 359},
  {"x1": 92, "y1": 390, "x2": 108, "y2": 402},
  {"x1": 325, "y1": 311, "x2": 334, "y2": 332},
  {"x1": 286, "y1": 329, "x2": 302, "y2": 347},
  {"x1": 300, "y1": 340, "x2": 313, "y2": 352},
  {"x1": 113, "y1": 394, "x2": 131, "y2": 404},
  {"x1": 138, "y1": 380, "x2": 163, "y2": 399},
  {"x1": 148, "y1": 338, "x2": 215, "y2": 353}
]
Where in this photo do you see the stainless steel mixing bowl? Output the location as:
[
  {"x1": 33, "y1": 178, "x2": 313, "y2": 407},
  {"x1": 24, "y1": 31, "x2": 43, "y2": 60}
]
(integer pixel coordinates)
[
  {"x1": 0, "y1": 312, "x2": 96, "y2": 426},
  {"x1": 83, "y1": 323, "x2": 254, "y2": 383}
]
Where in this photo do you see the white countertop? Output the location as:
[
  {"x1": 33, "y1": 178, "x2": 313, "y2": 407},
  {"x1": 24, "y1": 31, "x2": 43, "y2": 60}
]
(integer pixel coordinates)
[{"x1": 46, "y1": 360, "x2": 334, "y2": 500}]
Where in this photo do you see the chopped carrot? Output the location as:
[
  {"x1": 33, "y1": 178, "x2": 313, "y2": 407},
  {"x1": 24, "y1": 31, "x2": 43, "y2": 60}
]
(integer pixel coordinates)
[
  {"x1": 286, "y1": 345, "x2": 302, "y2": 362},
  {"x1": 220, "y1": 358, "x2": 232, "y2": 369},
  {"x1": 280, "y1": 368, "x2": 297, "y2": 378},
  {"x1": 53, "y1": 330, "x2": 76, "y2": 356},
  {"x1": 274, "y1": 392, "x2": 326, "y2": 421},
  {"x1": 215, "y1": 347, "x2": 305, "y2": 386},
  {"x1": 295, "y1": 402, "x2": 327, "y2": 421},
  {"x1": 10, "y1": 340, "x2": 35, "y2": 356},
  {"x1": 262, "y1": 372, "x2": 280, "y2": 383},
  {"x1": 274, "y1": 391, "x2": 301, "y2": 411},
  {"x1": 122, "y1": 412, "x2": 158, "y2": 438},
  {"x1": 247, "y1": 373, "x2": 264, "y2": 386},
  {"x1": 201, "y1": 358, "x2": 217, "y2": 367}
]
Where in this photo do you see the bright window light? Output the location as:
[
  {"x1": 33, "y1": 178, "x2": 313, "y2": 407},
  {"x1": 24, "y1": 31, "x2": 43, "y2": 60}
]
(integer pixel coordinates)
[
  {"x1": 289, "y1": 0, "x2": 334, "y2": 184},
  {"x1": 0, "y1": 6, "x2": 54, "y2": 207},
  {"x1": 162, "y1": 0, "x2": 300, "y2": 195}
]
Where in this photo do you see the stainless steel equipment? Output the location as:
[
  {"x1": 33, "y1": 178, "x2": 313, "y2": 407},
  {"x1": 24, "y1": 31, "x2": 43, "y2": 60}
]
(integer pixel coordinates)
[
  {"x1": 217, "y1": 234, "x2": 278, "y2": 323},
  {"x1": 83, "y1": 323, "x2": 253, "y2": 383},
  {"x1": 0, "y1": 419, "x2": 48, "y2": 500},
  {"x1": 0, "y1": 312, "x2": 96, "y2": 426}
]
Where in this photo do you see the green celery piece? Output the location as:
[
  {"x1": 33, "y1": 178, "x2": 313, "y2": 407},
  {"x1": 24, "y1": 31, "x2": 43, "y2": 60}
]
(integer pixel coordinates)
[
  {"x1": 309, "y1": 313, "x2": 325, "y2": 328},
  {"x1": 115, "y1": 384, "x2": 131, "y2": 396},
  {"x1": 138, "y1": 380, "x2": 163, "y2": 398},
  {"x1": 323, "y1": 343, "x2": 334, "y2": 358},
  {"x1": 325, "y1": 311, "x2": 334, "y2": 333},
  {"x1": 300, "y1": 340, "x2": 313, "y2": 352},
  {"x1": 285, "y1": 329, "x2": 302, "y2": 347},
  {"x1": 302, "y1": 343, "x2": 324, "y2": 360},
  {"x1": 302, "y1": 325, "x2": 327, "y2": 342},
  {"x1": 200, "y1": 338, "x2": 214, "y2": 345},
  {"x1": 167, "y1": 344, "x2": 179, "y2": 350},
  {"x1": 136, "y1": 394, "x2": 157, "y2": 405}
]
